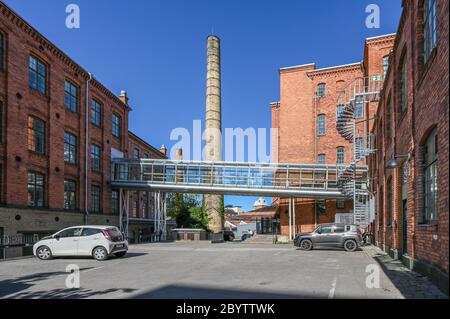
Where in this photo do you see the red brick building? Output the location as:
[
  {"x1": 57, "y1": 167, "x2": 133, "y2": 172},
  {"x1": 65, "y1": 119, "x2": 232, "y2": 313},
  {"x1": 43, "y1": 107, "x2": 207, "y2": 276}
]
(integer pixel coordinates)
[
  {"x1": 272, "y1": 35, "x2": 395, "y2": 237},
  {"x1": 0, "y1": 2, "x2": 166, "y2": 248},
  {"x1": 369, "y1": 0, "x2": 448, "y2": 292}
]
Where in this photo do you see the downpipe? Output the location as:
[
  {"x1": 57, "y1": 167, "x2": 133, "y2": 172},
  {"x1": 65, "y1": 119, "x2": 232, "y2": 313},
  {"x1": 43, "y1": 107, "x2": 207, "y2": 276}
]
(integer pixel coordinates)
[{"x1": 84, "y1": 73, "x2": 93, "y2": 225}]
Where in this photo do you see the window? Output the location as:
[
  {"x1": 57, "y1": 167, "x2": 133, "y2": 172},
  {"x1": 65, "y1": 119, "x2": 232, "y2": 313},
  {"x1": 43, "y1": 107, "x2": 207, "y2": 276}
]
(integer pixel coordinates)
[
  {"x1": 333, "y1": 225, "x2": 345, "y2": 233},
  {"x1": 91, "y1": 185, "x2": 101, "y2": 213},
  {"x1": 64, "y1": 180, "x2": 76, "y2": 210},
  {"x1": 423, "y1": 128, "x2": 438, "y2": 223},
  {"x1": 355, "y1": 95, "x2": 364, "y2": 118},
  {"x1": 336, "y1": 104, "x2": 344, "y2": 122},
  {"x1": 81, "y1": 228, "x2": 102, "y2": 236},
  {"x1": 112, "y1": 113, "x2": 121, "y2": 138},
  {"x1": 91, "y1": 99, "x2": 102, "y2": 127},
  {"x1": 28, "y1": 172, "x2": 45, "y2": 208},
  {"x1": 65, "y1": 80, "x2": 78, "y2": 112},
  {"x1": 29, "y1": 55, "x2": 46, "y2": 94},
  {"x1": 387, "y1": 177, "x2": 393, "y2": 226},
  {"x1": 400, "y1": 55, "x2": 408, "y2": 113},
  {"x1": 316, "y1": 200, "x2": 327, "y2": 215},
  {"x1": 0, "y1": 101, "x2": 3, "y2": 143},
  {"x1": 64, "y1": 132, "x2": 77, "y2": 164},
  {"x1": 111, "y1": 190, "x2": 119, "y2": 215},
  {"x1": 355, "y1": 138, "x2": 364, "y2": 161},
  {"x1": 91, "y1": 144, "x2": 101, "y2": 172},
  {"x1": 386, "y1": 96, "x2": 392, "y2": 141},
  {"x1": 423, "y1": 0, "x2": 437, "y2": 65},
  {"x1": 144, "y1": 153, "x2": 149, "y2": 159},
  {"x1": 133, "y1": 148, "x2": 140, "y2": 159},
  {"x1": 336, "y1": 199, "x2": 345, "y2": 209},
  {"x1": 0, "y1": 32, "x2": 5, "y2": 71},
  {"x1": 319, "y1": 225, "x2": 333, "y2": 233},
  {"x1": 383, "y1": 55, "x2": 390, "y2": 77},
  {"x1": 317, "y1": 114, "x2": 326, "y2": 136},
  {"x1": 336, "y1": 147, "x2": 345, "y2": 164},
  {"x1": 317, "y1": 83, "x2": 326, "y2": 97},
  {"x1": 58, "y1": 228, "x2": 82, "y2": 238},
  {"x1": 317, "y1": 154, "x2": 326, "y2": 164},
  {"x1": 28, "y1": 116, "x2": 45, "y2": 154}
]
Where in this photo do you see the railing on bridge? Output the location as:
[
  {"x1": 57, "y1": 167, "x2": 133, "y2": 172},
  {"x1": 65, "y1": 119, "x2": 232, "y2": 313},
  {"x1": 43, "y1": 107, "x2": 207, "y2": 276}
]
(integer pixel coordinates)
[{"x1": 111, "y1": 159, "x2": 368, "y2": 198}]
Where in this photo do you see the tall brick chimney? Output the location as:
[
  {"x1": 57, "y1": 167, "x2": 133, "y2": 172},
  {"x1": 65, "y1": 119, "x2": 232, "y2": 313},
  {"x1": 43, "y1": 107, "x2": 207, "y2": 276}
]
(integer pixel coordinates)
[{"x1": 204, "y1": 35, "x2": 223, "y2": 234}]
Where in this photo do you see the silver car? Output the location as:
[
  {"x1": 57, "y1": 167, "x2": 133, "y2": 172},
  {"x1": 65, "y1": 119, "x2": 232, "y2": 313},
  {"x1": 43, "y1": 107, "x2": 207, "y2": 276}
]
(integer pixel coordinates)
[{"x1": 294, "y1": 223, "x2": 364, "y2": 252}]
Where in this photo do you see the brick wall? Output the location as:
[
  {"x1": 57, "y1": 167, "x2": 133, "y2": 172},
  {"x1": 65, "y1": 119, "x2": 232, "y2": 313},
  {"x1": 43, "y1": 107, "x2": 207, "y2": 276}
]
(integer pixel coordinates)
[{"x1": 370, "y1": 0, "x2": 449, "y2": 277}]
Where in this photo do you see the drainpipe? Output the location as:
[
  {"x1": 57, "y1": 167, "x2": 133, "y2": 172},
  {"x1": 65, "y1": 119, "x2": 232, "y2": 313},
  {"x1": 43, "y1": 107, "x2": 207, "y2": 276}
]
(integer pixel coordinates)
[{"x1": 84, "y1": 73, "x2": 93, "y2": 225}]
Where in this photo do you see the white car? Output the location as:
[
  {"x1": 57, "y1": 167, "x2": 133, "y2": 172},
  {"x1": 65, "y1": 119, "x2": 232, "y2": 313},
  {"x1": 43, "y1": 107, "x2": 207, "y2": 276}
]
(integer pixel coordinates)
[{"x1": 33, "y1": 226, "x2": 128, "y2": 261}]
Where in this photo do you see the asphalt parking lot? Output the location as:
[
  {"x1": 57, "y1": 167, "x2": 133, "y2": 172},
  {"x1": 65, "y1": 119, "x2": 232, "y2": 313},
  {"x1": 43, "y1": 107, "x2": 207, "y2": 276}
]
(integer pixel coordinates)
[{"x1": 0, "y1": 242, "x2": 446, "y2": 299}]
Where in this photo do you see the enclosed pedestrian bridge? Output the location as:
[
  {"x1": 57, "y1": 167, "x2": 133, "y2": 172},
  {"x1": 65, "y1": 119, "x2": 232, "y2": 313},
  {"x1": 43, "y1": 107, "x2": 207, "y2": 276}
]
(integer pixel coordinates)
[{"x1": 111, "y1": 159, "x2": 368, "y2": 198}]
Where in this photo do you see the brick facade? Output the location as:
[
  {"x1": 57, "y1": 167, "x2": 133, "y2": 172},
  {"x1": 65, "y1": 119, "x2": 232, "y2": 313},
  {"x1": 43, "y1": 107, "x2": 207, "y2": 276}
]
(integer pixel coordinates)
[
  {"x1": 0, "y1": 2, "x2": 166, "y2": 245},
  {"x1": 369, "y1": 0, "x2": 448, "y2": 291},
  {"x1": 272, "y1": 35, "x2": 395, "y2": 236}
]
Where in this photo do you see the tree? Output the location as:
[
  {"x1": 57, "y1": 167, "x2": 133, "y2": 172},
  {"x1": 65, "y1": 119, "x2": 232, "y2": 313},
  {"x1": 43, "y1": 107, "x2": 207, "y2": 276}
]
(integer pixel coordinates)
[{"x1": 168, "y1": 193, "x2": 210, "y2": 230}]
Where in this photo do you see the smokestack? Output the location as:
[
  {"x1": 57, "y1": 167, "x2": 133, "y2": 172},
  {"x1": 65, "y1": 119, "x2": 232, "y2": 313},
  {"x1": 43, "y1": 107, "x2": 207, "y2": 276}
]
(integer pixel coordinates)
[
  {"x1": 159, "y1": 144, "x2": 167, "y2": 157},
  {"x1": 205, "y1": 35, "x2": 223, "y2": 234}
]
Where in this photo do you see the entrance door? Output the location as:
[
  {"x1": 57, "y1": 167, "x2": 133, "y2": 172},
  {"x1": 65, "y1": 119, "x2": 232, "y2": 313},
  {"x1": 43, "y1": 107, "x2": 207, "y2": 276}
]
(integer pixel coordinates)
[{"x1": 402, "y1": 199, "x2": 408, "y2": 255}]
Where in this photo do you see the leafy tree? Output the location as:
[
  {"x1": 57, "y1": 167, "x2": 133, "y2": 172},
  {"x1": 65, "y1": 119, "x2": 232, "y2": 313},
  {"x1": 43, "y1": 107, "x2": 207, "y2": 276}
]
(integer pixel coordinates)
[{"x1": 168, "y1": 193, "x2": 210, "y2": 230}]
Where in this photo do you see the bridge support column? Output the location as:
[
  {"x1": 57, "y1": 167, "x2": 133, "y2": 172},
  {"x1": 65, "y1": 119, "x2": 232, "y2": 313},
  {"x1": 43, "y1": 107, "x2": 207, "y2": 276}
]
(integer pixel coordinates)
[
  {"x1": 154, "y1": 191, "x2": 167, "y2": 241},
  {"x1": 119, "y1": 189, "x2": 130, "y2": 239}
]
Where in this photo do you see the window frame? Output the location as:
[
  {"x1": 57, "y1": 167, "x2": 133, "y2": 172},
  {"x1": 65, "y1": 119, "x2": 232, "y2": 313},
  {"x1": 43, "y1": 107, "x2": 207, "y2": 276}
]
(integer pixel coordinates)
[
  {"x1": 133, "y1": 148, "x2": 140, "y2": 159},
  {"x1": 91, "y1": 185, "x2": 101, "y2": 214},
  {"x1": 317, "y1": 154, "x2": 326, "y2": 164},
  {"x1": 64, "y1": 80, "x2": 78, "y2": 112},
  {"x1": 112, "y1": 113, "x2": 121, "y2": 138},
  {"x1": 399, "y1": 54, "x2": 408, "y2": 114},
  {"x1": 422, "y1": 128, "x2": 438, "y2": 224},
  {"x1": 423, "y1": 0, "x2": 438, "y2": 66},
  {"x1": 111, "y1": 190, "x2": 119, "y2": 215},
  {"x1": 317, "y1": 114, "x2": 326, "y2": 136},
  {"x1": 28, "y1": 116, "x2": 46, "y2": 155},
  {"x1": 91, "y1": 143, "x2": 101, "y2": 172},
  {"x1": 336, "y1": 146, "x2": 345, "y2": 164},
  {"x1": 64, "y1": 132, "x2": 77, "y2": 164},
  {"x1": 317, "y1": 83, "x2": 326, "y2": 98},
  {"x1": 29, "y1": 55, "x2": 47, "y2": 95},
  {"x1": 64, "y1": 179, "x2": 77, "y2": 210},
  {"x1": 383, "y1": 55, "x2": 390, "y2": 78},
  {"x1": 91, "y1": 99, "x2": 102, "y2": 127},
  {"x1": 0, "y1": 32, "x2": 5, "y2": 71},
  {"x1": 28, "y1": 171, "x2": 45, "y2": 208}
]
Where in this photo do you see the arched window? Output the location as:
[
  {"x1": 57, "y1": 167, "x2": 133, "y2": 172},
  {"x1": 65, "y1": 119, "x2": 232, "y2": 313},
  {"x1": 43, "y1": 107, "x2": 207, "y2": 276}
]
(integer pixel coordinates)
[
  {"x1": 336, "y1": 147, "x2": 345, "y2": 164},
  {"x1": 317, "y1": 154, "x2": 326, "y2": 164},
  {"x1": 317, "y1": 114, "x2": 326, "y2": 136},
  {"x1": 317, "y1": 83, "x2": 326, "y2": 97},
  {"x1": 399, "y1": 53, "x2": 408, "y2": 113},
  {"x1": 422, "y1": 128, "x2": 438, "y2": 223}
]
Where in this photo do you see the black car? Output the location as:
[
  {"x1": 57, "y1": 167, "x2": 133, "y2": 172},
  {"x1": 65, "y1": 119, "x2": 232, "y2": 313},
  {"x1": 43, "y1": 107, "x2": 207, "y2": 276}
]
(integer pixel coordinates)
[{"x1": 294, "y1": 223, "x2": 364, "y2": 252}]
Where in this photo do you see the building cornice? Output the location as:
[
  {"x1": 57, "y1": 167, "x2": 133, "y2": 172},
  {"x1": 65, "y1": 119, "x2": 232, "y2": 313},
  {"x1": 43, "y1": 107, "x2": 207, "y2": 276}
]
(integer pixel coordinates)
[
  {"x1": 0, "y1": 1, "x2": 131, "y2": 111},
  {"x1": 307, "y1": 62, "x2": 362, "y2": 77},
  {"x1": 279, "y1": 63, "x2": 316, "y2": 73},
  {"x1": 128, "y1": 131, "x2": 167, "y2": 159}
]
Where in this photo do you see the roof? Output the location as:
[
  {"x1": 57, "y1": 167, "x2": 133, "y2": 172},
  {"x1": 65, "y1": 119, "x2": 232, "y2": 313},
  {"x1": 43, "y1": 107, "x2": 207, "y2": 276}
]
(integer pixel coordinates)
[{"x1": 128, "y1": 131, "x2": 167, "y2": 159}]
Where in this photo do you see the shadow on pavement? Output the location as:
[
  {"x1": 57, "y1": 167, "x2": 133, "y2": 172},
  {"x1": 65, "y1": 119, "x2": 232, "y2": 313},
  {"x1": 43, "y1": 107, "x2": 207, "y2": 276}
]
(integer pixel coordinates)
[
  {"x1": 131, "y1": 284, "x2": 322, "y2": 299},
  {"x1": 371, "y1": 252, "x2": 447, "y2": 299},
  {"x1": 0, "y1": 268, "x2": 93, "y2": 298},
  {"x1": 6, "y1": 287, "x2": 137, "y2": 299}
]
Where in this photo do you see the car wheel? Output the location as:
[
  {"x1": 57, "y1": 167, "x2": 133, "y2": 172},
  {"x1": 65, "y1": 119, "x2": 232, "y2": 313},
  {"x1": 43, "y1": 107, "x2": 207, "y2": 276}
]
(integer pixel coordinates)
[
  {"x1": 92, "y1": 246, "x2": 109, "y2": 261},
  {"x1": 344, "y1": 239, "x2": 357, "y2": 252},
  {"x1": 300, "y1": 239, "x2": 313, "y2": 251},
  {"x1": 114, "y1": 251, "x2": 127, "y2": 258},
  {"x1": 36, "y1": 246, "x2": 52, "y2": 260}
]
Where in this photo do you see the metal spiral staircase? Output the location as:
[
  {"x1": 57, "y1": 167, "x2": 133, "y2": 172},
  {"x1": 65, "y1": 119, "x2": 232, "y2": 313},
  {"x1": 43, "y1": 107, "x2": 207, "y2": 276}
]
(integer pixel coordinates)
[{"x1": 336, "y1": 76, "x2": 383, "y2": 227}]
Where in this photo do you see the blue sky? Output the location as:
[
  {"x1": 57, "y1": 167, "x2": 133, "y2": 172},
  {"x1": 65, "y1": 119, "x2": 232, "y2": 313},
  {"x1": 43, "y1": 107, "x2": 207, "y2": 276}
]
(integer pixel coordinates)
[{"x1": 5, "y1": 0, "x2": 402, "y2": 211}]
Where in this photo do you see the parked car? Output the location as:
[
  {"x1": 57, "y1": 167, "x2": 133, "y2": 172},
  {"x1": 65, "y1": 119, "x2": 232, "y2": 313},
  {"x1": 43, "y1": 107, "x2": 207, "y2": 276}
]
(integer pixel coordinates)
[
  {"x1": 294, "y1": 223, "x2": 363, "y2": 252},
  {"x1": 33, "y1": 226, "x2": 128, "y2": 261}
]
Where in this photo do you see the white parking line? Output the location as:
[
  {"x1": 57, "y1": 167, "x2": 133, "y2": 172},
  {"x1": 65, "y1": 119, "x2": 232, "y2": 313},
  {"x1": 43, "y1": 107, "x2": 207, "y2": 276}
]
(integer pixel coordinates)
[{"x1": 328, "y1": 277, "x2": 337, "y2": 299}]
